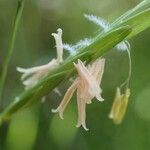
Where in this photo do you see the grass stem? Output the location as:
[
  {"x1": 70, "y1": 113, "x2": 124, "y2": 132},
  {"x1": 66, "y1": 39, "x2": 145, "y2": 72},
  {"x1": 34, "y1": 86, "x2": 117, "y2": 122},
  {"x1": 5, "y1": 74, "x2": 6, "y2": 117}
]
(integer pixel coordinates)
[{"x1": 0, "y1": 0, "x2": 25, "y2": 103}]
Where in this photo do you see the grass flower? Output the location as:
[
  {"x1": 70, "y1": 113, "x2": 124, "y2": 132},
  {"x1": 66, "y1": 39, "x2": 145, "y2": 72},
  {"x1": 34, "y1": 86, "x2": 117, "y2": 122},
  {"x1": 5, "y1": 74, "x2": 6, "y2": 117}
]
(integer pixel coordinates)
[
  {"x1": 17, "y1": 28, "x2": 63, "y2": 89},
  {"x1": 109, "y1": 88, "x2": 130, "y2": 124},
  {"x1": 63, "y1": 38, "x2": 92, "y2": 55},
  {"x1": 52, "y1": 58, "x2": 105, "y2": 130}
]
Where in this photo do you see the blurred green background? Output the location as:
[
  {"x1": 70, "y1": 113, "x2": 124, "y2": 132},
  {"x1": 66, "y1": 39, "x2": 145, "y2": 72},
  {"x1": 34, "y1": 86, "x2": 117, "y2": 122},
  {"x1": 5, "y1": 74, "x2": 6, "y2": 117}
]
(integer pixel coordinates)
[{"x1": 0, "y1": 0, "x2": 150, "y2": 150}]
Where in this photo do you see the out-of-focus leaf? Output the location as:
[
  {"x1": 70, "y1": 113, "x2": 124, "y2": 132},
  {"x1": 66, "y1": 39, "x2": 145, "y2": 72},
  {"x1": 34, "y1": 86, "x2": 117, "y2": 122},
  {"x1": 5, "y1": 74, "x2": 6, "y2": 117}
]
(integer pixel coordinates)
[{"x1": 6, "y1": 108, "x2": 39, "y2": 150}]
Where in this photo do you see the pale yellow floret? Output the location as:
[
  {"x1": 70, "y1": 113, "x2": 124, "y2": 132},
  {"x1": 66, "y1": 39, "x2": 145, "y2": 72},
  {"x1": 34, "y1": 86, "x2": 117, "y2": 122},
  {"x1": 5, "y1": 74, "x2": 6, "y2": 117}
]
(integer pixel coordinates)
[
  {"x1": 52, "y1": 58, "x2": 105, "y2": 130},
  {"x1": 17, "y1": 28, "x2": 63, "y2": 90},
  {"x1": 52, "y1": 79, "x2": 78, "y2": 119},
  {"x1": 109, "y1": 88, "x2": 130, "y2": 124}
]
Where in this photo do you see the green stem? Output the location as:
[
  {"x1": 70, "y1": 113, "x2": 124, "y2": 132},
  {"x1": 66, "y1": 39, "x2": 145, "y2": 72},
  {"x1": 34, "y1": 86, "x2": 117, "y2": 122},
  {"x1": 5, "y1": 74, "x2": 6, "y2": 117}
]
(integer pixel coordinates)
[{"x1": 0, "y1": 0, "x2": 25, "y2": 102}]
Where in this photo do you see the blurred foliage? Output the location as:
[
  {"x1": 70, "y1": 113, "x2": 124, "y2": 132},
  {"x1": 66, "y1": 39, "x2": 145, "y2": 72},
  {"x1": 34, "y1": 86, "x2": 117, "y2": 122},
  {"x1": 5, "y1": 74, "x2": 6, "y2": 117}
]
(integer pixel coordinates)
[{"x1": 0, "y1": 0, "x2": 150, "y2": 150}]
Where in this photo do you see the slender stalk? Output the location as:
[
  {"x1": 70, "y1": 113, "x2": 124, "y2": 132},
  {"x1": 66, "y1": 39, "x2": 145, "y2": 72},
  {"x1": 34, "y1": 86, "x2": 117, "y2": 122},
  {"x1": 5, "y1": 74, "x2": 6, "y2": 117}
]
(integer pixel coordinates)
[
  {"x1": 0, "y1": 0, "x2": 25, "y2": 102},
  {"x1": 120, "y1": 41, "x2": 132, "y2": 89}
]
